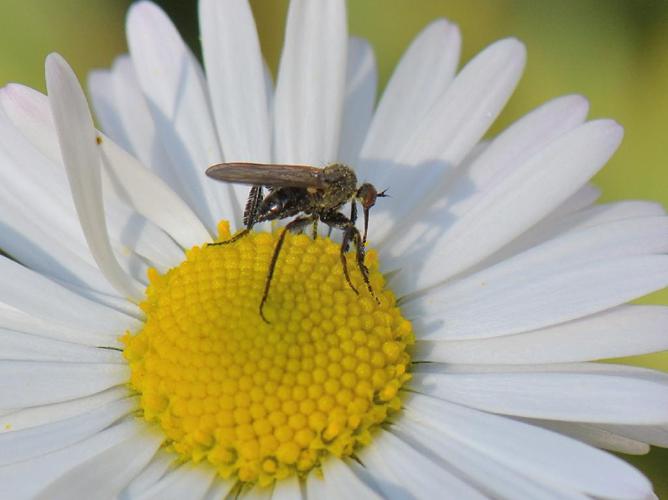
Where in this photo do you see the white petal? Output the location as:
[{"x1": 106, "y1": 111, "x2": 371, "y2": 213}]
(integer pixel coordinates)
[
  {"x1": 0, "y1": 84, "x2": 68, "y2": 175},
  {"x1": 552, "y1": 183, "x2": 601, "y2": 216},
  {"x1": 0, "y1": 328, "x2": 122, "y2": 363},
  {"x1": 270, "y1": 475, "x2": 302, "y2": 500},
  {"x1": 597, "y1": 424, "x2": 668, "y2": 448},
  {"x1": 410, "y1": 369, "x2": 668, "y2": 424},
  {"x1": 0, "y1": 304, "x2": 93, "y2": 345},
  {"x1": 273, "y1": 0, "x2": 347, "y2": 164},
  {"x1": 242, "y1": 483, "x2": 273, "y2": 500},
  {"x1": 0, "y1": 361, "x2": 128, "y2": 409},
  {"x1": 0, "y1": 188, "x2": 110, "y2": 294},
  {"x1": 463, "y1": 95, "x2": 590, "y2": 191},
  {"x1": 531, "y1": 420, "x2": 651, "y2": 455},
  {"x1": 415, "y1": 360, "x2": 668, "y2": 382},
  {"x1": 49, "y1": 280, "x2": 143, "y2": 321},
  {"x1": 203, "y1": 480, "x2": 236, "y2": 500},
  {"x1": 406, "y1": 213, "x2": 668, "y2": 338},
  {"x1": 0, "y1": 397, "x2": 135, "y2": 465},
  {"x1": 359, "y1": 428, "x2": 486, "y2": 499},
  {"x1": 382, "y1": 94, "x2": 590, "y2": 255},
  {"x1": 477, "y1": 200, "x2": 667, "y2": 272},
  {"x1": 126, "y1": 1, "x2": 235, "y2": 228},
  {"x1": 370, "y1": 38, "x2": 526, "y2": 244},
  {"x1": 0, "y1": 141, "x2": 157, "y2": 294},
  {"x1": 199, "y1": 0, "x2": 270, "y2": 162},
  {"x1": 0, "y1": 418, "x2": 141, "y2": 500},
  {"x1": 87, "y1": 69, "x2": 132, "y2": 152},
  {"x1": 5, "y1": 78, "x2": 208, "y2": 253},
  {"x1": 408, "y1": 254, "x2": 668, "y2": 341},
  {"x1": 393, "y1": 417, "x2": 590, "y2": 500},
  {"x1": 263, "y1": 58, "x2": 274, "y2": 117},
  {"x1": 198, "y1": 0, "x2": 274, "y2": 232},
  {"x1": 0, "y1": 84, "x2": 186, "y2": 277},
  {"x1": 36, "y1": 427, "x2": 162, "y2": 500},
  {"x1": 401, "y1": 37, "x2": 525, "y2": 166},
  {"x1": 121, "y1": 451, "x2": 175, "y2": 499},
  {"x1": 100, "y1": 134, "x2": 212, "y2": 248},
  {"x1": 0, "y1": 256, "x2": 140, "y2": 336},
  {"x1": 403, "y1": 394, "x2": 653, "y2": 499},
  {"x1": 391, "y1": 119, "x2": 624, "y2": 292},
  {"x1": 94, "y1": 200, "x2": 185, "y2": 273},
  {"x1": 416, "y1": 181, "x2": 599, "y2": 274},
  {"x1": 106, "y1": 55, "x2": 186, "y2": 198},
  {"x1": 0, "y1": 387, "x2": 127, "y2": 432},
  {"x1": 558, "y1": 199, "x2": 664, "y2": 228},
  {"x1": 0, "y1": 96, "x2": 118, "y2": 292},
  {"x1": 0, "y1": 84, "x2": 79, "y2": 173},
  {"x1": 135, "y1": 462, "x2": 216, "y2": 500},
  {"x1": 53, "y1": 63, "x2": 156, "y2": 285},
  {"x1": 338, "y1": 37, "x2": 377, "y2": 165},
  {"x1": 306, "y1": 458, "x2": 381, "y2": 499},
  {"x1": 360, "y1": 19, "x2": 461, "y2": 167},
  {"x1": 416, "y1": 305, "x2": 668, "y2": 364},
  {"x1": 45, "y1": 53, "x2": 144, "y2": 301}
]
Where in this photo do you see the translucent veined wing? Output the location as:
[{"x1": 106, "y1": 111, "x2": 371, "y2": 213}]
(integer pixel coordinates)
[{"x1": 206, "y1": 162, "x2": 327, "y2": 188}]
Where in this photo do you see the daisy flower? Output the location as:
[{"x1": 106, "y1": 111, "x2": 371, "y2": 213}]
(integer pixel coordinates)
[{"x1": 1, "y1": 0, "x2": 667, "y2": 498}]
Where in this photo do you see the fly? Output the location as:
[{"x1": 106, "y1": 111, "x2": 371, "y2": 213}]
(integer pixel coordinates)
[{"x1": 205, "y1": 162, "x2": 387, "y2": 322}]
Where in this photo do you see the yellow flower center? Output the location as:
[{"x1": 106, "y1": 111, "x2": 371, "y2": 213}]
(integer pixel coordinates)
[{"x1": 122, "y1": 221, "x2": 413, "y2": 486}]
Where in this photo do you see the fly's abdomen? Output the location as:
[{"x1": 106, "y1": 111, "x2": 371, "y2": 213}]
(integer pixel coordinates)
[{"x1": 256, "y1": 187, "x2": 313, "y2": 222}]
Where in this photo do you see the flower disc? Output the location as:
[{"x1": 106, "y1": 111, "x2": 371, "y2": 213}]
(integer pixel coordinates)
[{"x1": 123, "y1": 222, "x2": 414, "y2": 485}]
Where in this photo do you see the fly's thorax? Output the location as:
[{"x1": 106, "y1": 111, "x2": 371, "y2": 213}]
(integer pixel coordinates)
[{"x1": 320, "y1": 164, "x2": 357, "y2": 208}]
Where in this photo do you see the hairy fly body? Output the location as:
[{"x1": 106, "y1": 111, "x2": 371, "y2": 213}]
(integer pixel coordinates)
[{"x1": 205, "y1": 162, "x2": 386, "y2": 322}]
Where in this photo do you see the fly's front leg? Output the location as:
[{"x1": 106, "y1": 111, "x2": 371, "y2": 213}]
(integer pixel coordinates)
[
  {"x1": 321, "y1": 211, "x2": 357, "y2": 293},
  {"x1": 209, "y1": 185, "x2": 263, "y2": 246},
  {"x1": 260, "y1": 215, "x2": 317, "y2": 323},
  {"x1": 339, "y1": 225, "x2": 357, "y2": 294},
  {"x1": 344, "y1": 225, "x2": 379, "y2": 303},
  {"x1": 321, "y1": 211, "x2": 378, "y2": 302},
  {"x1": 350, "y1": 200, "x2": 358, "y2": 226}
]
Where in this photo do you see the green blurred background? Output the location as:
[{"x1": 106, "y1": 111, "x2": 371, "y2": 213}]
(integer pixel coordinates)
[{"x1": 1, "y1": 0, "x2": 666, "y2": 493}]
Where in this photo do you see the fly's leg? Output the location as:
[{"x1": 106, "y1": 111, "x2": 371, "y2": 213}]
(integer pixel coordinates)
[
  {"x1": 321, "y1": 211, "x2": 358, "y2": 293},
  {"x1": 321, "y1": 211, "x2": 379, "y2": 303},
  {"x1": 243, "y1": 185, "x2": 264, "y2": 227},
  {"x1": 311, "y1": 219, "x2": 319, "y2": 240},
  {"x1": 208, "y1": 228, "x2": 250, "y2": 246},
  {"x1": 350, "y1": 199, "x2": 358, "y2": 225},
  {"x1": 209, "y1": 185, "x2": 263, "y2": 246},
  {"x1": 339, "y1": 225, "x2": 358, "y2": 295},
  {"x1": 349, "y1": 199, "x2": 369, "y2": 250},
  {"x1": 260, "y1": 215, "x2": 316, "y2": 323},
  {"x1": 343, "y1": 224, "x2": 379, "y2": 303}
]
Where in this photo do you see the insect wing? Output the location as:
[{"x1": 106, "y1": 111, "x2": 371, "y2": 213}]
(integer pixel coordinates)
[{"x1": 206, "y1": 163, "x2": 326, "y2": 188}]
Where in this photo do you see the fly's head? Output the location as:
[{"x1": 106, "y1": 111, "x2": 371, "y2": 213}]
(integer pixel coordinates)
[{"x1": 356, "y1": 183, "x2": 388, "y2": 244}]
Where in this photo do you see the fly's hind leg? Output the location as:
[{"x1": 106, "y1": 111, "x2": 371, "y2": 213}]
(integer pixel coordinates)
[
  {"x1": 260, "y1": 215, "x2": 317, "y2": 323},
  {"x1": 209, "y1": 185, "x2": 263, "y2": 246},
  {"x1": 321, "y1": 211, "x2": 379, "y2": 303}
]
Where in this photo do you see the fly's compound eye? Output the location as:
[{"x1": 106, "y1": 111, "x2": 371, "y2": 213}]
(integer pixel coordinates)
[{"x1": 357, "y1": 183, "x2": 378, "y2": 210}]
